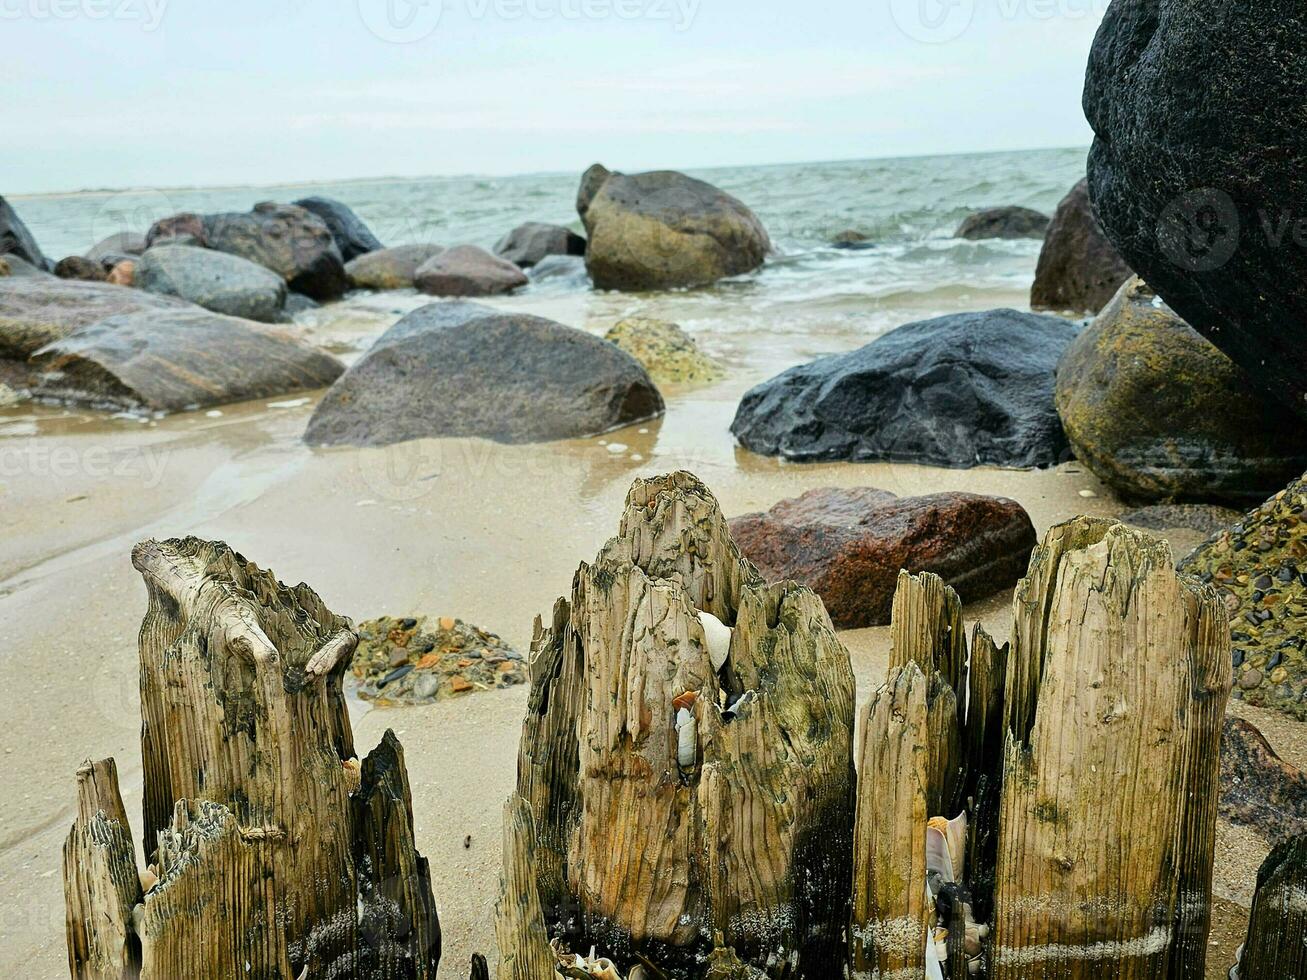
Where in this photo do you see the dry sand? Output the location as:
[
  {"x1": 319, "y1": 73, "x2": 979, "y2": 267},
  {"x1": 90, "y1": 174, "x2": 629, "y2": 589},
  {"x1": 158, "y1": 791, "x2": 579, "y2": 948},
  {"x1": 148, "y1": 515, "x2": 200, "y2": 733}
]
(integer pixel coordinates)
[{"x1": 0, "y1": 288, "x2": 1296, "y2": 978}]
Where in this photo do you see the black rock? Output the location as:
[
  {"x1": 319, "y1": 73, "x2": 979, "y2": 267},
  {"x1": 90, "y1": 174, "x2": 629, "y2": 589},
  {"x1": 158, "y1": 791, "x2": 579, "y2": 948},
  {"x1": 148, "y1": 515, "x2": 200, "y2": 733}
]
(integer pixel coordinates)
[
  {"x1": 0, "y1": 195, "x2": 48, "y2": 270},
  {"x1": 202, "y1": 203, "x2": 347, "y2": 301},
  {"x1": 1030, "y1": 179, "x2": 1132, "y2": 314},
  {"x1": 1084, "y1": 0, "x2": 1307, "y2": 417},
  {"x1": 732, "y1": 309, "x2": 1078, "y2": 468},
  {"x1": 955, "y1": 206, "x2": 1050, "y2": 240},
  {"x1": 292, "y1": 196, "x2": 384, "y2": 262},
  {"x1": 304, "y1": 301, "x2": 664, "y2": 447},
  {"x1": 493, "y1": 222, "x2": 585, "y2": 268}
]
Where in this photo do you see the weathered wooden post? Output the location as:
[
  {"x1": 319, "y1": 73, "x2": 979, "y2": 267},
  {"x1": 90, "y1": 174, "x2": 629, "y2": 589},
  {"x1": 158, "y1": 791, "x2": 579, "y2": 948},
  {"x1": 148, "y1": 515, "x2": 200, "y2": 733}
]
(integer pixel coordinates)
[
  {"x1": 496, "y1": 471, "x2": 857, "y2": 978},
  {"x1": 851, "y1": 518, "x2": 1231, "y2": 980},
  {"x1": 63, "y1": 537, "x2": 440, "y2": 980},
  {"x1": 1230, "y1": 835, "x2": 1307, "y2": 980}
]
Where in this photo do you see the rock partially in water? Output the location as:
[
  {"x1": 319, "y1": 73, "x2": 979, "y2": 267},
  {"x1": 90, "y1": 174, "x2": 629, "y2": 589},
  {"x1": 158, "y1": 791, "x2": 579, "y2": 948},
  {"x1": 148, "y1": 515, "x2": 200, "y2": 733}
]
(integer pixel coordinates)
[
  {"x1": 349, "y1": 614, "x2": 526, "y2": 705},
  {"x1": 1030, "y1": 179, "x2": 1132, "y2": 314},
  {"x1": 730, "y1": 487, "x2": 1036, "y2": 628},
  {"x1": 527, "y1": 254, "x2": 588, "y2": 285},
  {"x1": 85, "y1": 231, "x2": 146, "y2": 264},
  {"x1": 0, "y1": 194, "x2": 48, "y2": 270},
  {"x1": 0, "y1": 277, "x2": 190, "y2": 359},
  {"x1": 577, "y1": 163, "x2": 770, "y2": 290},
  {"x1": 135, "y1": 244, "x2": 287, "y2": 323},
  {"x1": 53, "y1": 256, "x2": 108, "y2": 282},
  {"x1": 494, "y1": 222, "x2": 585, "y2": 268},
  {"x1": 955, "y1": 205, "x2": 1050, "y2": 240},
  {"x1": 414, "y1": 245, "x2": 527, "y2": 296},
  {"x1": 292, "y1": 195, "x2": 384, "y2": 261},
  {"x1": 201, "y1": 203, "x2": 348, "y2": 301},
  {"x1": 1179, "y1": 473, "x2": 1307, "y2": 719},
  {"x1": 30, "y1": 308, "x2": 344, "y2": 413},
  {"x1": 604, "y1": 316, "x2": 723, "y2": 384},
  {"x1": 304, "y1": 301, "x2": 663, "y2": 447},
  {"x1": 1220, "y1": 717, "x2": 1307, "y2": 847},
  {"x1": 145, "y1": 212, "x2": 206, "y2": 248},
  {"x1": 830, "y1": 229, "x2": 872, "y2": 249},
  {"x1": 1056, "y1": 277, "x2": 1307, "y2": 503},
  {"x1": 732, "y1": 308, "x2": 1078, "y2": 468},
  {"x1": 346, "y1": 243, "x2": 444, "y2": 290},
  {"x1": 1084, "y1": 0, "x2": 1307, "y2": 418},
  {"x1": 1119, "y1": 504, "x2": 1242, "y2": 537}
]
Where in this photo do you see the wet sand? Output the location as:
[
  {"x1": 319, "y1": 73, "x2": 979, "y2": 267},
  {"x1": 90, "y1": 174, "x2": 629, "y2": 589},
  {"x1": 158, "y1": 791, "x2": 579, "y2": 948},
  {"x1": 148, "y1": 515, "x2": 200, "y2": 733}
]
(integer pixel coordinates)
[{"x1": 0, "y1": 286, "x2": 1293, "y2": 978}]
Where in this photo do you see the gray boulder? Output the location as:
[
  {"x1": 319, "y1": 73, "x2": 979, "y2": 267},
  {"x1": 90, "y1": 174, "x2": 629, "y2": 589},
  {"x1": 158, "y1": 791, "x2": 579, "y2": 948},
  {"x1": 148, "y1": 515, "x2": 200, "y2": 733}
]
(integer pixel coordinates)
[
  {"x1": 85, "y1": 231, "x2": 146, "y2": 265},
  {"x1": 413, "y1": 245, "x2": 527, "y2": 296},
  {"x1": 0, "y1": 195, "x2": 48, "y2": 270},
  {"x1": 202, "y1": 203, "x2": 348, "y2": 301},
  {"x1": 304, "y1": 301, "x2": 664, "y2": 447},
  {"x1": 732, "y1": 309, "x2": 1079, "y2": 468},
  {"x1": 292, "y1": 196, "x2": 384, "y2": 261},
  {"x1": 145, "y1": 213, "x2": 206, "y2": 249},
  {"x1": 0, "y1": 254, "x2": 53, "y2": 278},
  {"x1": 135, "y1": 244, "x2": 287, "y2": 322},
  {"x1": 0, "y1": 277, "x2": 190, "y2": 360},
  {"x1": 955, "y1": 206, "x2": 1050, "y2": 240},
  {"x1": 577, "y1": 164, "x2": 770, "y2": 290},
  {"x1": 345, "y1": 244, "x2": 445, "y2": 290},
  {"x1": 493, "y1": 222, "x2": 585, "y2": 268},
  {"x1": 31, "y1": 309, "x2": 343, "y2": 412}
]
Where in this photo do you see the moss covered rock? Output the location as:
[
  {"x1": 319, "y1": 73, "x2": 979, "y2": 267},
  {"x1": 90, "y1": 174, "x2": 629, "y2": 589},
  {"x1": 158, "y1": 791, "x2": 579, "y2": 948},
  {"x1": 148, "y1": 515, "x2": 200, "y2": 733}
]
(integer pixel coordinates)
[
  {"x1": 1055, "y1": 277, "x2": 1307, "y2": 503},
  {"x1": 1179, "y1": 473, "x2": 1307, "y2": 719},
  {"x1": 603, "y1": 316, "x2": 723, "y2": 384}
]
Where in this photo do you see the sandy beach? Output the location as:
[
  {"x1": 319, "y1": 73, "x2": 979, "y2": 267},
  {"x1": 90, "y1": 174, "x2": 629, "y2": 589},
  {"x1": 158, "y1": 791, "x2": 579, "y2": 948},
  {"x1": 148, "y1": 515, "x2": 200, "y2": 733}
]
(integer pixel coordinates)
[{"x1": 1, "y1": 276, "x2": 1297, "y2": 978}]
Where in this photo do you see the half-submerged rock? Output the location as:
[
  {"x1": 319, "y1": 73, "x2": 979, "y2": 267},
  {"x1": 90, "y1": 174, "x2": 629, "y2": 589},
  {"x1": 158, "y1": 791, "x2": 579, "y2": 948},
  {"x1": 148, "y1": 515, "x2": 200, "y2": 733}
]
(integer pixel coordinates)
[
  {"x1": 853, "y1": 520, "x2": 1231, "y2": 978},
  {"x1": 577, "y1": 164, "x2": 770, "y2": 290},
  {"x1": 31, "y1": 309, "x2": 344, "y2": 413},
  {"x1": 1030, "y1": 178, "x2": 1131, "y2": 315},
  {"x1": 63, "y1": 537, "x2": 440, "y2": 979},
  {"x1": 346, "y1": 243, "x2": 445, "y2": 290},
  {"x1": 495, "y1": 472, "x2": 856, "y2": 978},
  {"x1": 494, "y1": 221, "x2": 586, "y2": 268},
  {"x1": 414, "y1": 244, "x2": 528, "y2": 297},
  {"x1": 954, "y1": 206, "x2": 1049, "y2": 240},
  {"x1": 293, "y1": 195, "x2": 384, "y2": 261},
  {"x1": 732, "y1": 309, "x2": 1078, "y2": 468},
  {"x1": 729, "y1": 487, "x2": 1036, "y2": 628},
  {"x1": 1056, "y1": 277, "x2": 1307, "y2": 503},
  {"x1": 304, "y1": 301, "x2": 663, "y2": 447}
]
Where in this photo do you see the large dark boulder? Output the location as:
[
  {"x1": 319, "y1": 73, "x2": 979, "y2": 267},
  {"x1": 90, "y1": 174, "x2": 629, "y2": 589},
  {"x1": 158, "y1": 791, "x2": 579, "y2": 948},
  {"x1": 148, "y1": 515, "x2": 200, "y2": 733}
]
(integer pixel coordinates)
[
  {"x1": 732, "y1": 309, "x2": 1078, "y2": 468},
  {"x1": 1180, "y1": 471, "x2": 1307, "y2": 719},
  {"x1": 0, "y1": 277, "x2": 190, "y2": 359},
  {"x1": 729, "y1": 487, "x2": 1036, "y2": 628},
  {"x1": 955, "y1": 206, "x2": 1050, "y2": 240},
  {"x1": 53, "y1": 256, "x2": 108, "y2": 282},
  {"x1": 292, "y1": 196, "x2": 384, "y2": 261},
  {"x1": 1030, "y1": 179, "x2": 1132, "y2": 314},
  {"x1": 145, "y1": 212, "x2": 206, "y2": 249},
  {"x1": 413, "y1": 245, "x2": 527, "y2": 296},
  {"x1": 346, "y1": 244, "x2": 444, "y2": 290},
  {"x1": 135, "y1": 244, "x2": 288, "y2": 322},
  {"x1": 30, "y1": 309, "x2": 343, "y2": 413},
  {"x1": 1084, "y1": 0, "x2": 1307, "y2": 418},
  {"x1": 493, "y1": 222, "x2": 585, "y2": 268},
  {"x1": 576, "y1": 164, "x2": 770, "y2": 290},
  {"x1": 304, "y1": 301, "x2": 664, "y2": 447},
  {"x1": 202, "y1": 203, "x2": 348, "y2": 301},
  {"x1": 1220, "y1": 717, "x2": 1307, "y2": 847},
  {"x1": 0, "y1": 195, "x2": 48, "y2": 270},
  {"x1": 1056, "y1": 277, "x2": 1307, "y2": 503}
]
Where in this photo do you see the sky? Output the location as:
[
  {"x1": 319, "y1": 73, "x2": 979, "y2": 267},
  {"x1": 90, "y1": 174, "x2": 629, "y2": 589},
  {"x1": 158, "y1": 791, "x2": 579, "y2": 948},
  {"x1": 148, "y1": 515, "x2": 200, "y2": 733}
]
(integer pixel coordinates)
[{"x1": 2, "y1": 0, "x2": 1111, "y2": 194}]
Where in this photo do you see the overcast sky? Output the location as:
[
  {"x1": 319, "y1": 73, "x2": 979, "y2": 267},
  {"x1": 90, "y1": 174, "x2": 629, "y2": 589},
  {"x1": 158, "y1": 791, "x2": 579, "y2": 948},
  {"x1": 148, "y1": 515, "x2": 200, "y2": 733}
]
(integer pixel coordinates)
[{"x1": 2, "y1": 0, "x2": 1109, "y2": 194}]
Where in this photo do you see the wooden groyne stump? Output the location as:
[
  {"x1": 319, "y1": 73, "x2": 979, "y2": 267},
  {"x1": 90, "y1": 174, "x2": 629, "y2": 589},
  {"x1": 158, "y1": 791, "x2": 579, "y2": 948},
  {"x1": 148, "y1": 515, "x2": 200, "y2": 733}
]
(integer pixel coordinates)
[
  {"x1": 852, "y1": 517, "x2": 1232, "y2": 979},
  {"x1": 63, "y1": 537, "x2": 440, "y2": 980},
  {"x1": 1230, "y1": 835, "x2": 1307, "y2": 980},
  {"x1": 496, "y1": 471, "x2": 857, "y2": 979}
]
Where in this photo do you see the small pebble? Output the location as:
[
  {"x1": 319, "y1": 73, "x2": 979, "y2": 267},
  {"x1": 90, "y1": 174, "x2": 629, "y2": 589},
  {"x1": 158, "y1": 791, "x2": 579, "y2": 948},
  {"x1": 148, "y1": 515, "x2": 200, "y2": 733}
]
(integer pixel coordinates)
[{"x1": 1078, "y1": 489, "x2": 1097, "y2": 498}]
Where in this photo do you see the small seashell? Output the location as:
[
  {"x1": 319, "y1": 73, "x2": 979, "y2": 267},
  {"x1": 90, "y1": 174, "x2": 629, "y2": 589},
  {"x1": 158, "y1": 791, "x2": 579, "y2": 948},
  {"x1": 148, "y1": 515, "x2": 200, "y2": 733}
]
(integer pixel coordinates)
[
  {"x1": 672, "y1": 690, "x2": 699, "y2": 711},
  {"x1": 342, "y1": 757, "x2": 362, "y2": 795},
  {"x1": 676, "y1": 707, "x2": 697, "y2": 768},
  {"x1": 722, "y1": 689, "x2": 756, "y2": 720},
  {"x1": 926, "y1": 812, "x2": 967, "y2": 883},
  {"x1": 698, "y1": 610, "x2": 733, "y2": 672},
  {"x1": 139, "y1": 865, "x2": 158, "y2": 893},
  {"x1": 131, "y1": 902, "x2": 145, "y2": 936}
]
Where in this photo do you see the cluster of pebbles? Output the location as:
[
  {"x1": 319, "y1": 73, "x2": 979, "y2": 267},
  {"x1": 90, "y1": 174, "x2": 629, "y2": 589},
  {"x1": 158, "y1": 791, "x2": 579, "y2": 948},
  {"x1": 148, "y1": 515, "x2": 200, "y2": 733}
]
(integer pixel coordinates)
[
  {"x1": 1181, "y1": 475, "x2": 1307, "y2": 719},
  {"x1": 348, "y1": 614, "x2": 527, "y2": 705}
]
